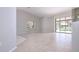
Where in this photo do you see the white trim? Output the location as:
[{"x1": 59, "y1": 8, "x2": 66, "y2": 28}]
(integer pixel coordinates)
[
  {"x1": 17, "y1": 36, "x2": 26, "y2": 45},
  {"x1": 17, "y1": 39, "x2": 25, "y2": 45},
  {"x1": 9, "y1": 46, "x2": 17, "y2": 52}
]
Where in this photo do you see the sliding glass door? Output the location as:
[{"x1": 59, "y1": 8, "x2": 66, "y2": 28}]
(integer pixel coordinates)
[{"x1": 55, "y1": 16, "x2": 72, "y2": 33}]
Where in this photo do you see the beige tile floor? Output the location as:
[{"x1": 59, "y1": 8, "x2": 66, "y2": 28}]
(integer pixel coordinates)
[{"x1": 15, "y1": 33, "x2": 72, "y2": 52}]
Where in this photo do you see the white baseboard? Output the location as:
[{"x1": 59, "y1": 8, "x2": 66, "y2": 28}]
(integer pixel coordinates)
[
  {"x1": 9, "y1": 46, "x2": 17, "y2": 52},
  {"x1": 17, "y1": 38, "x2": 26, "y2": 45},
  {"x1": 17, "y1": 36, "x2": 26, "y2": 45}
]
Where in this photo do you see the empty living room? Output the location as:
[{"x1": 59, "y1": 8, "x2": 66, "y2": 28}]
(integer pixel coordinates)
[
  {"x1": 16, "y1": 7, "x2": 72, "y2": 52},
  {"x1": 0, "y1": 7, "x2": 79, "y2": 52},
  {"x1": 1, "y1": 0, "x2": 79, "y2": 59}
]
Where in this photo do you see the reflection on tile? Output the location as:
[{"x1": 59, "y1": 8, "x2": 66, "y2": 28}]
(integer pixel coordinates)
[{"x1": 15, "y1": 33, "x2": 72, "y2": 52}]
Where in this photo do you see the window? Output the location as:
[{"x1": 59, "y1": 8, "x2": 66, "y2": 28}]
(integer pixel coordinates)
[
  {"x1": 56, "y1": 18, "x2": 60, "y2": 21},
  {"x1": 55, "y1": 16, "x2": 72, "y2": 33},
  {"x1": 66, "y1": 16, "x2": 72, "y2": 20},
  {"x1": 60, "y1": 17, "x2": 65, "y2": 20}
]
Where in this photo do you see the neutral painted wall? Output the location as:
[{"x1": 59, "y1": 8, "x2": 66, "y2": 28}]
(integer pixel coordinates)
[
  {"x1": 16, "y1": 9, "x2": 41, "y2": 35},
  {"x1": 41, "y1": 17, "x2": 55, "y2": 33},
  {"x1": 16, "y1": 8, "x2": 56, "y2": 34},
  {"x1": 72, "y1": 8, "x2": 79, "y2": 51},
  {"x1": 72, "y1": 21, "x2": 79, "y2": 51},
  {"x1": 0, "y1": 7, "x2": 16, "y2": 52}
]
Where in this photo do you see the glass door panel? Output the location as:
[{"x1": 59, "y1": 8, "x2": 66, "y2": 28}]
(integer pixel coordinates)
[
  {"x1": 65, "y1": 20, "x2": 72, "y2": 33},
  {"x1": 60, "y1": 21, "x2": 66, "y2": 32},
  {"x1": 56, "y1": 22, "x2": 60, "y2": 32},
  {"x1": 55, "y1": 19, "x2": 72, "y2": 33}
]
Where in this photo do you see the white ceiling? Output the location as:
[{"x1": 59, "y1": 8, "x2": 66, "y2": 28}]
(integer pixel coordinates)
[{"x1": 17, "y1": 7, "x2": 73, "y2": 17}]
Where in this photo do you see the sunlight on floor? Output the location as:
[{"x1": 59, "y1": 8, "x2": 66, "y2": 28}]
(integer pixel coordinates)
[{"x1": 15, "y1": 33, "x2": 72, "y2": 52}]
